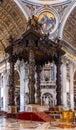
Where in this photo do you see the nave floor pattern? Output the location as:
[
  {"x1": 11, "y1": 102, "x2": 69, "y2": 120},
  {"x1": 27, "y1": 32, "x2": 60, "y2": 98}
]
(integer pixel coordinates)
[{"x1": 0, "y1": 116, "x2": 76, "y2": 130}]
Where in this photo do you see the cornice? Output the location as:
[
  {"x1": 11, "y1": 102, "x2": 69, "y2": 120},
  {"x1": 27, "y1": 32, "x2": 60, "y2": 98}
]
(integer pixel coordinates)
[
  {"x1": 61, "y1": 40, "x2": 76, "y2": 60},
  {"x1": 22, "y1": 0, "x2": 72, "y2": 6}
]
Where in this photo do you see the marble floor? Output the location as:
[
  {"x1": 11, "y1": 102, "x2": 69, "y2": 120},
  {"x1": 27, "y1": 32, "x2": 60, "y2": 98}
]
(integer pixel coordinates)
[{"x1": 0, "y1": 116, "x2": 76, "y2": 130}]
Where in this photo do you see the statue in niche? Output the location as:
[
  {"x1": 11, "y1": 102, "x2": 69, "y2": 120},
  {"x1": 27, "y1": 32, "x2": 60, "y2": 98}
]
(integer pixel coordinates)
[
  {"x1": 44, "y1": 70, "x2": 50, "y2": 81},
  {"x1": 45, "y1": 96, "x2": 49, "y2": 105},
  {"x1": 42, "y1": 93, "x2": 54, "y2": 108},
  {"x1": 74, "y1": 96, "x2": 76, "y2": 109},
  {"x1": 14, "y1": 95, "x2": 17, "y2": 105},
  {"x1": 8, "y1": 89, "x2": 13, "y2": 105},
  {"x1": 24, "y1": 93, "x2": 29, "y2": 105},
  {"x1": 0, "y1": 97, "x2": 3, "y2": 109},
  {"x1": 67, "y1": 93, "x2": 71, "y2": 109},
  {"x1": 14, "y1": 91, "x2": 20, "y2": 106}
]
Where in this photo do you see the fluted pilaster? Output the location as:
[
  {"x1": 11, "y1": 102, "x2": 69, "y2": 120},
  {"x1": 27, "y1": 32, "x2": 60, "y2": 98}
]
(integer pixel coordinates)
[
  {"x1": 3, "y1": 70, "x2": 8, "y2": 111},
  {"x1": 61, "y1": 59, "x2": 67, "y2": 109},
  {"x1": 69, "y1": 63, "x2": 74, "y2": 110}
]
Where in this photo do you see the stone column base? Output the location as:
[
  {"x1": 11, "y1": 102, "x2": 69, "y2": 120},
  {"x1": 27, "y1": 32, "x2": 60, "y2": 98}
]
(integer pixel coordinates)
[
  {"x1": 25, "y1": 104, "x2": 48, "y2": 112},
  {"x1": 55, "y1": 105, "x2": 63, "y2": 111},
  {"x1": 8, "y1": 106, "x2": 17, "y2": 113}
]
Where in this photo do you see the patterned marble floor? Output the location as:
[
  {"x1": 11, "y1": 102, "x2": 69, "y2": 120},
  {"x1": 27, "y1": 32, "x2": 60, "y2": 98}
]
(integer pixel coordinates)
[{"x1": 0, "y1": 116, "x2": 76, "y2": 130}]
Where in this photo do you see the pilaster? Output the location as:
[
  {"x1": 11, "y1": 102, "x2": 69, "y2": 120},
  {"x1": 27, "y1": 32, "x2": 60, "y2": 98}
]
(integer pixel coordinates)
[
  {"x1": 3, "y1": 70, "x2": 8, "y2": 111},
  {"x1": 69, "y1": 62, "x2": 74, "y2": 110},
  {"x1": 62, "y1": 55, "x2": 75, "y2": 110},
  {"x1": 20, "y1": 60, "x2": 26, "y2": 111},
  {"x1": 61, "y1": 59, "x2": 67, "y2": 109}
]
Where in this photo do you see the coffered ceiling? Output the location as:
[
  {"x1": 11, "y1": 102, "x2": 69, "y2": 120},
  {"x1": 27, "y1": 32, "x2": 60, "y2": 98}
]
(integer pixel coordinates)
[
  {"x1": 0, "y1": 0, "x2": 26, "y2": 62},
  {"x1": 63, "y1": 7, "x2": 76, "y2": 51}
]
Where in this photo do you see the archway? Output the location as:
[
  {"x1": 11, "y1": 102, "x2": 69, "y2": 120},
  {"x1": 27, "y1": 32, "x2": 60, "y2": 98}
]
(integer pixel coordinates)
[
  {"x1": 59, "y1": 1, "x2": 76, "y2": 39},
  {"x1": 74, "y1": 71, "x2": 76, "y2": 109}
]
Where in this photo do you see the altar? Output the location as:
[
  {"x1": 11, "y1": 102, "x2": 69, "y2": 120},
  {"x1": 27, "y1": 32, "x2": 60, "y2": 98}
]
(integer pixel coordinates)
[{"x1": 25, "y1": 104, "x2": 48, "y2": 112}]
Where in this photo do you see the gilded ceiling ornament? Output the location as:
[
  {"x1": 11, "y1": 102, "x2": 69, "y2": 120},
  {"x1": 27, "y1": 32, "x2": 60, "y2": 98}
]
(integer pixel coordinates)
[
  {"x1": 38, "y1": 11, "x2": 58, "y2": 35},
  {"x1": 26, "y1": 15, "x2": 42, "y2": 31}
]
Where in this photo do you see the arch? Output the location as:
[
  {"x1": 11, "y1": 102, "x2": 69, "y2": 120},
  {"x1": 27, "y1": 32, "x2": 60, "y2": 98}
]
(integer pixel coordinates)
[
  {"x1": 58, "y1": 0, "x2": 76, "y2": 39},
  {"x1": 22, "y1": 0, "x2": 71, "y2": 6},
  {"x1": 14, "y1": 0, "x2": 28, "y2": 19},
  {"x1": 0, "y1": 0, "x2": 27, "y2": 62}
]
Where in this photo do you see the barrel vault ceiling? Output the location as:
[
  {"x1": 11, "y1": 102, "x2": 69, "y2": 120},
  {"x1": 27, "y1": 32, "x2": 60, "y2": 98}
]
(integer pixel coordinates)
[
  {"x1": 0, "y1": 0, "x2": 26, "y2": 62},
  {"x1": 63, "y1": 6, "x2": 76, "y2": 51}
]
